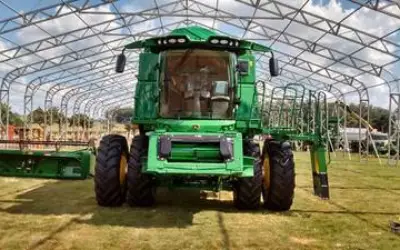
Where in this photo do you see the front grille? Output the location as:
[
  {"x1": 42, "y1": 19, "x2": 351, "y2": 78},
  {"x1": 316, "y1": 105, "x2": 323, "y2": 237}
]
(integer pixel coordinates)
[{"x1": 158, "y1": 135, "x2": 233, "y2": 162}]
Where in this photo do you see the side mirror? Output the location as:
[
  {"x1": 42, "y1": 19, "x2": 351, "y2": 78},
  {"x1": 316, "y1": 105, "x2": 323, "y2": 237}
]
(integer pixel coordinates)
[
  {"x1": 269, "y1": 56, "x2": 279, "y2": 77},
  {"x1": 115, "y1": 53, "x2": 126, "y2": 73},
  {"x1": 236, "y1": 60, "x2": 249, "y2": 75}
]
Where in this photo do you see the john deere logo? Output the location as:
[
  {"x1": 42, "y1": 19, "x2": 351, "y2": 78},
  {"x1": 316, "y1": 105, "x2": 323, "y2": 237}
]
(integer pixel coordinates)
[{"x1": 192, "y1": 124, "x2": 200, "y2": 130}]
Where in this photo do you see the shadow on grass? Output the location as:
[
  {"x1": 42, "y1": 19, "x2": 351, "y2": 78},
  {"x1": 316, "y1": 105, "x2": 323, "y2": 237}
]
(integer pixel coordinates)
[
  {"x1": 332, "y1": 167, "x2": 400, "y2": 180},
  {"x1": 327, "y1": 200, "x2": 400, "y2": 234},
  {"x1": 26, "y1": 217, "x2": 79, "y2": 250},
  {"x1": 0, "y1": 179, "x2": 254, "y2": 229},
  {"x1": 284, "y1": 188, "x2": 400, "y2": 235},
  {"x1": 297, "y1": 185, "x2": 400, "y2": 195},
  {"x1": 1, "y1": 179, "x2": 398, "y2": 234},
  {"x1": 287, "y1": 209, "x2": 400, "y2": 216},
  {"x1": 217, "y1": 212, "x2": 231, "y2": 250},
  {"x1": 277, "y1": 207, "x2": 400, "y2": 237}
]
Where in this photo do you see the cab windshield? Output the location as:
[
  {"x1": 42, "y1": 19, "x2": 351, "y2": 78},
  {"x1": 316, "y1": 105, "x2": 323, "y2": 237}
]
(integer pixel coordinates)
[{"x1": 160, "y1": 49, "x2": 233, "y2": 119}]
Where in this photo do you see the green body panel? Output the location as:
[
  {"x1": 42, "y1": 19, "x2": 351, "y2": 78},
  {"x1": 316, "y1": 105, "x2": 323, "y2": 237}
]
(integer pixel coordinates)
[
  {"x1": 133, "y1": 52, "x2": 159, "y2": 121},
  {"x1": 155, "y1": 119, "x2": 236, "y2": 133},
  {"x1": 169, "y1": 143, "x2": 220, "y2": 162},
  {"x1": 0, "y1": 149, "x2": 95, "y2": 179},
  {"x1": 310, "y1": 145, "x2": 329, "y2": 199},
  {"x1": 144, "y1": 131, "x2": 253, "y2": 178},
  {"x1": 169, "y1": 26, "x2": 217, "y2": 40},
  {"x1": 236, "y1": 52, "x2": 258, "y2": 124},
  {"x1": 235, "y1": 52, "x2": 262, "y2": 133}
]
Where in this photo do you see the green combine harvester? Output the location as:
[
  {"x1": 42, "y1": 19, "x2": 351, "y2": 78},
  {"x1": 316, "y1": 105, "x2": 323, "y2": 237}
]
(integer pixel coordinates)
[{"x1": 94, "y1": 26, "x2": 329, "y2": 210}]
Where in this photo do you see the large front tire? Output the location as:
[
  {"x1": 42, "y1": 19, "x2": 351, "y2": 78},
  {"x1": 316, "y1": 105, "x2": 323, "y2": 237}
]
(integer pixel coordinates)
[
  {"x1": 94, "y1": 134, "x2": 129, "y2": 207},
  {"x1": 262, "y1": 140, "x2": 295, "y2": 211},
  {"x1": 126, "y1": 135, "x2": 156, "y2": 207}
]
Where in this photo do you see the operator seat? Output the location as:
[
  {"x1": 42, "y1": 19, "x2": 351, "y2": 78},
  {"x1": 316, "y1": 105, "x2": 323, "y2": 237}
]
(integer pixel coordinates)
[{"x1": 210, "y1": 81, "x2": 230, "y2": 119}]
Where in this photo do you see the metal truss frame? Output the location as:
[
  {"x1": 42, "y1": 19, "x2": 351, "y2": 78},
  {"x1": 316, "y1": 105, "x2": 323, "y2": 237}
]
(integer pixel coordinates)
[{"x1": 0, "y1": 0, "x2": 399, "y2": 164}]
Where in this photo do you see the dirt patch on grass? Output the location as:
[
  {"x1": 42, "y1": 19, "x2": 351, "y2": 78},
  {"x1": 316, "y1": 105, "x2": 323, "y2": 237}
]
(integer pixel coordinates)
[{"x1": 290, "y1": 236, "x2": 317, "y2": 245}]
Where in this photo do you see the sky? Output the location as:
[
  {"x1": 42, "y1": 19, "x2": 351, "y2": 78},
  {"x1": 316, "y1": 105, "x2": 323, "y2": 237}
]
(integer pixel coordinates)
[{"x1": 0, "y1": 0, "x2": 400, "y2": 116}]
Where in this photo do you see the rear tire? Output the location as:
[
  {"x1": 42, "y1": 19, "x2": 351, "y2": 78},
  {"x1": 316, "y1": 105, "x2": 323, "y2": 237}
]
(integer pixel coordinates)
[
  {"x1": 233, "y1": 141, "x2": 262, "y2": 210},
  {"x1": 262, "y1": 140, "x2": 295, "y2": 211},
  {"x1": 94, "y1": 134, "x2": 129, "y2": 207},
  {"x1": 126, "y1": 135, "x2": 156, "y2": 207}
]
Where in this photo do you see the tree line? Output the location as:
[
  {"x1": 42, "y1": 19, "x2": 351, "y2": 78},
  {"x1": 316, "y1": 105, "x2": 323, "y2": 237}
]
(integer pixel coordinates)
[
  {"x1": 1, "y1": 102, "x2": 391, "y2": 133},
  {"x1": 0, "y1": 103, "x2": 94, "y2": 128},
  {"x1": 344, "y1": 103, "x2": 390, "y2": 132}
]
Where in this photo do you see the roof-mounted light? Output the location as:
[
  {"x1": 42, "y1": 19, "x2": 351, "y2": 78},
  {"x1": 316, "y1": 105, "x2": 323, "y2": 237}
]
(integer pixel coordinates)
[
  {"x1": 154, "y1": 36, "x2": 187, "y2": 46},
  {"x1": 208, "y1": 36, "x2": 241, "y2": 48},
  {"x1": 210, "y1": 39, "x2": 219, "y2": 44}
]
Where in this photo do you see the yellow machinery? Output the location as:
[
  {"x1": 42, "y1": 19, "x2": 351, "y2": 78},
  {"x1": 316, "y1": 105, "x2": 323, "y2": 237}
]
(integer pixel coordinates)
[{"x1": 335, "y1": 100, "x2": 382, "y2": 164}]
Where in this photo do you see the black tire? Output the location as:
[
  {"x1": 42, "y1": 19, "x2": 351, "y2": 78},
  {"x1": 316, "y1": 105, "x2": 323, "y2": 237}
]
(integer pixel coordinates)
[
  {"x1": 126, "y1": 135, "x2": 156, "y2": 207},
  {"x1": 94, "y1": 134, "x2": 129, "y2": 207},
  {"x1": 262, "y1": 140, "x2": 295, "y2": 211},
  {"x1": 233, "y1": 141, "x2": 262, "y2": 210}
]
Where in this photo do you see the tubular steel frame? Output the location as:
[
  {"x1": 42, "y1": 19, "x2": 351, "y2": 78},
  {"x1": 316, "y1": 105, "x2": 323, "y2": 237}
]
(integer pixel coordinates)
[{"x1": 0, "y1": 0, "x2": 399, "y2": 164}]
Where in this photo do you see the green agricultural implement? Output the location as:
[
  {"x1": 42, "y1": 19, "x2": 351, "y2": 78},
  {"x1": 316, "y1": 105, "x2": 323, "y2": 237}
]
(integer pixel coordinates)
[
  {"x1": 0, "y1": 139, "x2": 96, "y2": 179},
  {"x1": 94, "y1": 26, "x2": 330, "y2": 210}
]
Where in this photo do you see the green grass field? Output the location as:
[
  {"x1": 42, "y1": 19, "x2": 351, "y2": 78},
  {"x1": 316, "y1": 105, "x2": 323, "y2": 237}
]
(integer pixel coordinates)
[{"x1": 0, "y1": 152, "x2": 399, "y2": 250}]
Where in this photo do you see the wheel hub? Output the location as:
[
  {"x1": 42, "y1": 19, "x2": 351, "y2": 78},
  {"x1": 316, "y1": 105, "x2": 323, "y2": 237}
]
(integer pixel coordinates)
[
  {"x1": 119, "y1": 154, "x2": 128, "y2": 185},
  {"x1": 262, "y1": 157, "x2": 270, "y2": 190}
]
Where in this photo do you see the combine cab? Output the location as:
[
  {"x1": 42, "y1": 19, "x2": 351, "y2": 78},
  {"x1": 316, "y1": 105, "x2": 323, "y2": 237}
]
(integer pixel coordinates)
[{"x1": 94, "y1": 26, "x2": 330, "y2": 210}]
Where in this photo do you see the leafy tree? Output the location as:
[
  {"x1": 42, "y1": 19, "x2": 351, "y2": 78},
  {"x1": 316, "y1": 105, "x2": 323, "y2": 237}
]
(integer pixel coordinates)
[
  {"x1": 106, "y1": 107, "x2": 133, "y2": 123},
  {"x1": 47, "y1": 107, "x2": 66, "y2": 125},
  {"x1": 1, "y1": 102, "x2": 24, "y2": 126},
  {"x1": 69, "y1": 113, "x2": 93, "y2": 128},
  {"x1": 26, "y1": 106, "x2": 67, "y2": 126},
  {"x1": 28, "y1": 107, "x2": 45, "y2": 125},
  {"x1": 10, "y1": 115, "x2": 24, "y2": 126},
  {"x1": 344, "y1": 103, "x2": 390, "y2": 132}
]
